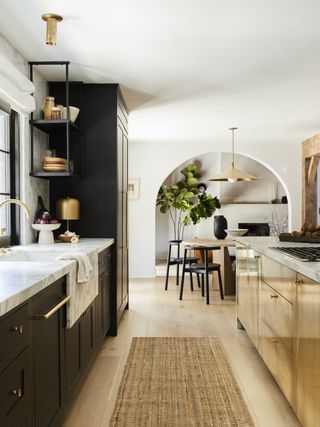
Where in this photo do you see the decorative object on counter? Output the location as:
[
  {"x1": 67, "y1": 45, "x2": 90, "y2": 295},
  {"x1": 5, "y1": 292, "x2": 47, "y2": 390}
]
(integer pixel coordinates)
[
  {"x1": 263, "y1": 208, "x2": 288, "y2": 236},
  {"x1": 69, "y1": 106, "x2": 80, "y2": 122},
  {"x1": 209, "y1": 127, "x2": 257, "y2": 183},
  {"x1": 57, "y1": 231, "x2": 80, "y2": 243},
  {"x1": 51, "y1": 106, "x2": 62, "y2": 120},
  {"x1": 225, "y1": 228, "x2": 249, "y2": 239},
  {"x1": 34, "y1": 196, "x2": 50, "y2": 223},
  {"x1": 157, "y1": 163, "x2": 220, "y2": 240},
  {"x1": 42, "y1": 156, "x2": 67, "y2": 172},
  {"x1": 281, "y1": 195, "x2": 288, "y2": 204},
  {"x1": 42, "y1": 13, "x2": 63, "y2": 46},
  {"x1": 44, "y1": 96, "x2": 55, "y2": 119},
  {"x1": 32, "y1": 223, "x2": 61, "y2": 244},
  {"x1": 56, "y1": 197, "x2": 80, "y2": 236},
  {"x1": 214, "y1": 215, "x2": 228, "y2": 239},
  {"x1": 280, "y1": 223, "x2": 320, "y2": 243}
]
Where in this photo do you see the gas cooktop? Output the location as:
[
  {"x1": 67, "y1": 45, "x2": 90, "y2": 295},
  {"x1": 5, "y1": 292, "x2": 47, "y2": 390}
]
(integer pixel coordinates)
[{"x1": 271, "y1": 246, "x2": 320, "y2": 262}]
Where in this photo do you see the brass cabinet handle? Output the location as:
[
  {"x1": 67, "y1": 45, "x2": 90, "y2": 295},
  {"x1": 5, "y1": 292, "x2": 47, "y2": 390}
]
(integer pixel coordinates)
[
  {"x1": 103, "y1": 272, "x2": 109, "y2": 279},
  {"x1": 12, "y1": 324, "x2": 24, "y2": 334},
  {"x1": 34, "y1": 295, "x2": 71, "y2": 320},
  {"x1": 271, "y1": 338, "x2": 278, "y2": 344},
  {"x1": 11, "y1": 387, "x2": 22, "y2": 398},
  {"x1": 270, "y1": 294, "x2": 279, "y2": 299}
]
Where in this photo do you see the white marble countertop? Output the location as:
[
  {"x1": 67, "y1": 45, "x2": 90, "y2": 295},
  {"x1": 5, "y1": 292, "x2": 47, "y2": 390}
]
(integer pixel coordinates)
[
  {"x1": 236, "y1": 236, "x2": 320, "y2": 283},
  {"x1": 0, "y1": 238, "x2": 114, "y2": 317}
]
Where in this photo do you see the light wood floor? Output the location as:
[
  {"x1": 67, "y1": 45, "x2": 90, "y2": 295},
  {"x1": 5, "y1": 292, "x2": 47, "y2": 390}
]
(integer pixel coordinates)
[{"x1": 63, "y1": 277, "x2": 301, "y2": 427}]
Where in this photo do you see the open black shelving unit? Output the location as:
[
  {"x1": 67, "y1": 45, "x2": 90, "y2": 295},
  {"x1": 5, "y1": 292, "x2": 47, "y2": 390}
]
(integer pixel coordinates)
[{"x1": 29, "y1": 61, "x2": 82, "y2": 178}]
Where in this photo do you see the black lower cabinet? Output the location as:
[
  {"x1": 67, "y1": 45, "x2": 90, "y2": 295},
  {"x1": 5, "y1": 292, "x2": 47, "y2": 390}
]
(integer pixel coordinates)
[
  {"x1": 30, "y1": 277, "x2": 67, "y2": 427},
  {"x1": 1, "y1": 248, "x2": 112, "y2": 426}
]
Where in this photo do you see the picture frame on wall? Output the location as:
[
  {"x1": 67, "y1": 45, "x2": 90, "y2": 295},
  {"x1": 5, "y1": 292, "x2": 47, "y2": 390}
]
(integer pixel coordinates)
[{"x1": 128, "y1": 178, "x2": 140, "y2": 200}]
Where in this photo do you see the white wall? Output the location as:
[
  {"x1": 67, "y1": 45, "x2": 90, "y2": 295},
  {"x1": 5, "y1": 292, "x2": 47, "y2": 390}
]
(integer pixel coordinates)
[
  {"x1": 128, "y1": 139, "x2": 300, "y2": 278},
  {"x1": 0, "y1": 32, "x2": 49, "y2": 244}
]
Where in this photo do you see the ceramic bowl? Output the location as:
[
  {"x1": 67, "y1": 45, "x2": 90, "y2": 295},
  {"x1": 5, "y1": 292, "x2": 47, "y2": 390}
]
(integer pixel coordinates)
[
  {"x1": 225, "y1": 229, "x2": 249, "y2": 238},
  {"x1": 69, "y1": 106, "x2": 80, "y2": 122}
]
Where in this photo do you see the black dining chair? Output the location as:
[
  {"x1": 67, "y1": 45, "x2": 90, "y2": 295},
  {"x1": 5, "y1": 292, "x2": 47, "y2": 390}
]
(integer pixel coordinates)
[
  {"x1": 179, "y1": 245, "x2": 224, "y2": 304},
  {"x1": 164, "y1": 240, "x2": 200, "y2": 291}
]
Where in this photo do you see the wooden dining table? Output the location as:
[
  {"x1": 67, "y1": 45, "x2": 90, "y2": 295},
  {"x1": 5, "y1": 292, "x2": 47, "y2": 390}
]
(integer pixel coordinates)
[{"x1": 182, "y1": 237, "x2": 236, "y2": 296}]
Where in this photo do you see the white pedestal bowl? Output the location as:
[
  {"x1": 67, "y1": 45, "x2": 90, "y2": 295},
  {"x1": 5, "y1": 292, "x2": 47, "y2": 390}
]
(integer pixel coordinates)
[{"x1": 32, "y1": 223, "x2": 61, "y2": 244}]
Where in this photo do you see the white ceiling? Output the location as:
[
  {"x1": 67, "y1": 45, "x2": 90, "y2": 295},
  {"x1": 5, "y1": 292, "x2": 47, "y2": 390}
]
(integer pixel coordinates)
[{"x1": 1, "y1": 0, "x2": 320, "y2": 144}]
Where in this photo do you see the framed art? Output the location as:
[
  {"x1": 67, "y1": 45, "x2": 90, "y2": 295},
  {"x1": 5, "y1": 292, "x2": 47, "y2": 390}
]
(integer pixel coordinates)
[{"x1": 128, "y1": 178, "x2": 140, "y2": 200}]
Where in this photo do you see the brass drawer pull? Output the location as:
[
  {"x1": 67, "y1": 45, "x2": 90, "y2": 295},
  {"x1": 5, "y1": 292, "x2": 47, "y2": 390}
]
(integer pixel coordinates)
[
  {"x1": 12, "y1": 324, "x2": 24, "y2": 334},
  {"x1": 270, "y1": 294, "x2": 279, "y2": 299},
  {"x1": 34, "y1": 295, "x2": 71, "y2": 320},
  {"x1": 103, "y1": 272, "x2": 109, "y2": 279},
  {"x1": 11, "y1": 387, "x2": 22, "y2": 398},
  {"x1": 271, "y1": 338, "x2": 278, "y2": 344}
]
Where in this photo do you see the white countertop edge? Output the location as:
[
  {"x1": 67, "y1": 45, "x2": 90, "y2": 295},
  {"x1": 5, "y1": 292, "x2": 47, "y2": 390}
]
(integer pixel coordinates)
[
  {"x1": 0, "y1": 238, "x2": 115, "y2": 317},
  {"x1": 236, "y1": 236, "x2": 320, "y2": 283}
]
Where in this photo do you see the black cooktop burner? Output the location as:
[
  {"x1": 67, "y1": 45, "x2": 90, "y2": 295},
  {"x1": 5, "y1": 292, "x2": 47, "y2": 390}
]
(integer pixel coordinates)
[{"x1": 271, "y1": 246, "x2": 320, "y2": 262}]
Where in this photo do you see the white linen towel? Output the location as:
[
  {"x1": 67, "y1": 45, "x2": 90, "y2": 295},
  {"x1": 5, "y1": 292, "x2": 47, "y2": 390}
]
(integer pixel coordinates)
[{"x1": 56, "y1": 251, "x2": 93, "y2": 283}]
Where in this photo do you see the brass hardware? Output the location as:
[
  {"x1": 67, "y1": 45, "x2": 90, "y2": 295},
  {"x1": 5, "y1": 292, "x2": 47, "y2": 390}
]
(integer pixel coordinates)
[
  {"x1": 295, "y1": 279, "x2": 304, "y2": 285},
  {"x1": 254, "y1": 255, "x2": 261, "y2": 259},
  {"x1": 12, "y1": 387, "x2": 22, "y2": 398},
  {"x1": 270, "y1": 294, "x2": 279, "y2": 299},
  {"x1": 271, "y1": 338, "x2": 278, "y2": 343},
  {"x1": 42, "y1": 13, "x2": 63, "y2": 46},
  {"x1": 12, "y1": 324, "x2": 24, "y2": 334},
  {"x1": 34, "y1": 295, "x2": 71, "y2": 320},
  {"x1": 0, "y1": 199, "x2": 31, "y2": 220}
]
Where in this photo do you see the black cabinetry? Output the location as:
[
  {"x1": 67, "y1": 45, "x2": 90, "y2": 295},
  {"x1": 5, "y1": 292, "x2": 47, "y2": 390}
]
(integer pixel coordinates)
[
  {"x1": 30, "y1": 277, "x2": 68, "y2": 427},
  {"x1": 50, "y1": 84, "x2": 129, "y2": 335},
  {"x1": 0, "y1": 304, "x2": 32, "y2": 427}
]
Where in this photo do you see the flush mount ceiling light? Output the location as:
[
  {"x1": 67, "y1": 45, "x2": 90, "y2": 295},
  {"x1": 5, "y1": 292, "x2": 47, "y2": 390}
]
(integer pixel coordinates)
[
  {"x1": 42, "y1": 13, "x2": 63, "y2": 46},
  {"x1": 209, "y1": 127, "x2": 257, "y2": 183}
]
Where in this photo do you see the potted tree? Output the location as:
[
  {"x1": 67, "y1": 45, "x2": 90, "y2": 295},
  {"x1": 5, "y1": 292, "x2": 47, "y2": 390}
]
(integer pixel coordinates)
[{"x1": 156, "y1": 163, "x2": 220, "y2": 241}]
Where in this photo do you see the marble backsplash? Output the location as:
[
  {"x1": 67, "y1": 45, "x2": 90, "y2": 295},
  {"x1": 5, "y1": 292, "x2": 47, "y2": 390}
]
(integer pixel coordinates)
[{"x1": 0, "y1": 32, "x2": 49, "y2": 244}]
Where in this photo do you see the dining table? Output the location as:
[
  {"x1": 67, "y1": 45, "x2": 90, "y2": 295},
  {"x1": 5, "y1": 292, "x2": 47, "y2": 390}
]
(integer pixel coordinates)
[{"x1": 181, "y1": 237, "x2": 236, "y2": 296}]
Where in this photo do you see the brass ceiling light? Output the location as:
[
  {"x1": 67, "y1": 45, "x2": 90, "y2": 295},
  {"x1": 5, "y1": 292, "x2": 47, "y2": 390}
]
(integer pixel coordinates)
[
  {"x1": 209, "y1": 127, "x2": 257, "y2": 183},
  {"x1": 42, "y1": 13, "x2": 63, "y2": 46}
]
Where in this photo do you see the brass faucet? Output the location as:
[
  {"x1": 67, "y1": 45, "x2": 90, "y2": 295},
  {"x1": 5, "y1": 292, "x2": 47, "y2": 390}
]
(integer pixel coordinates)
[{"x1": 0, "y1": 198, "x2": 31, "y2": 236}]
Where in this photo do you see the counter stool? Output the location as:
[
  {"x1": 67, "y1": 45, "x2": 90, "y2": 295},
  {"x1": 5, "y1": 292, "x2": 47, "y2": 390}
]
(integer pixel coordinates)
[
  {"x1": 164, "y1": 240, "x2": 200, "y2": 291},
  {"x1": 180, "y1": 245, "x2": 224, "y2": 304}
]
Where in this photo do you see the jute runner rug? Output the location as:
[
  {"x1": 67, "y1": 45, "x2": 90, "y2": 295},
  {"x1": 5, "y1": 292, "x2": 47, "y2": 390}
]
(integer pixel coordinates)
[{"x1": 110, "y1": 337, "x2": 254, "y2": 426}]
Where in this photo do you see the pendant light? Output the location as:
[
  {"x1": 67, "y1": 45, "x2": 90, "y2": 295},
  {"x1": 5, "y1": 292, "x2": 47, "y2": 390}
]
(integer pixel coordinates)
[
  {"x1": 42, "y1": 13, "x2": 63, "y2": 46},
  {"x1": 209, "y1": 127, "x2": 256, "y2": 183}
]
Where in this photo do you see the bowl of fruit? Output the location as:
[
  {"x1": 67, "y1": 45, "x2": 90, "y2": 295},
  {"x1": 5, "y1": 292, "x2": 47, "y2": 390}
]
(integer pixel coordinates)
[{"x1": 32, "y1": 211, "x2": 60, "y2": 244}]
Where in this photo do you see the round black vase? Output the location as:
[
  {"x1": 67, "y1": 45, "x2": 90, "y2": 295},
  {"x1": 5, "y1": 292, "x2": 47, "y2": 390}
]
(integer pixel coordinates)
[{"x1": 214, "y1": 215, "x2": 228, "y2": 239}]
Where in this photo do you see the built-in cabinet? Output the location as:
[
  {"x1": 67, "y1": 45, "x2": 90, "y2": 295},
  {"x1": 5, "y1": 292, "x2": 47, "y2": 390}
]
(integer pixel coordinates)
[
  {"x1": 237, "y1": 243, "x2": 320, "y2": 427},
  {"x1": 0, "y1": 247, "x2": 111, "y2": 427},
  {"x1": 50, "y1": 84, "x2": 128, "y2": 335}
]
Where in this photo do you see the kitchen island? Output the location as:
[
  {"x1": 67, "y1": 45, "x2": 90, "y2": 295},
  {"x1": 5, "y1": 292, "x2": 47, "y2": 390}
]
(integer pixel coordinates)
[
  {"x1": 236, "y1": 236, "x2": 320, "y2": 427},
  {"x1": 0, "y1": 238, "x2": 114, "y2": 427}
]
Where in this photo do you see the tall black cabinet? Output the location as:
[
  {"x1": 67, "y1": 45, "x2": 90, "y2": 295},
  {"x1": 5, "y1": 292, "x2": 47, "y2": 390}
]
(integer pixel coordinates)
[{"x1": 50, "y1": 84, "x2": 128, "y2": 335}]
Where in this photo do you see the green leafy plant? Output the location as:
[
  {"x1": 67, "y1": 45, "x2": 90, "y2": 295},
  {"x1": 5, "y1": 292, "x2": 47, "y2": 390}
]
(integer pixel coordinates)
[{"x1": 156, "y1": 163, "x2": 220, "y2": 240}]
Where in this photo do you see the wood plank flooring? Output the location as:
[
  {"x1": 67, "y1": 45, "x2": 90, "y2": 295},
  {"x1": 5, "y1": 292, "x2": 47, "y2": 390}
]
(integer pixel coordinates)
[{"x1": 63, "y1": 277, "x2": 301, "y2": 427}]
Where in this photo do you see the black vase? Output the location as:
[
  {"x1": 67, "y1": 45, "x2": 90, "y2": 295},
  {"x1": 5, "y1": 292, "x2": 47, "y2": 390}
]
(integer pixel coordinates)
[{"x1": 214, "y1": 215, "x2": 228, "y2": 239}]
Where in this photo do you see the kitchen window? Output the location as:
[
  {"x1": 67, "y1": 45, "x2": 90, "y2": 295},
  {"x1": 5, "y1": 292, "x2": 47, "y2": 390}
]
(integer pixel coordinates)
[{"x1": 0, "y1": 109, "x2": 18, "y2": 246}]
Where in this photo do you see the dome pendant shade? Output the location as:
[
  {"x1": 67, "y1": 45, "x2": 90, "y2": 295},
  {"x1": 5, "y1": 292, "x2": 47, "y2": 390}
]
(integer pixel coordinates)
[{"x1": 209, "y1": 127, "x2": 257, "y2": 183}]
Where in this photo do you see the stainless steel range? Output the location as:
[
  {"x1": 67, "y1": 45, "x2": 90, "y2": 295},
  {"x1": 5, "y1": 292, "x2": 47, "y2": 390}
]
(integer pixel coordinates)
[{"x1": 271, "y1": 246, "x2": 320, "y2": 262}]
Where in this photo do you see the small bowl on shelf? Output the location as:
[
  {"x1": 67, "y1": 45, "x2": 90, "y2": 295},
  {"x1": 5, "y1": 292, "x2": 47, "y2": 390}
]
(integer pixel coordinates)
[
  {"x1": 225, "y1": 229, "x2": 249, "y2": 239},
  {"x1": 69, "y1": 106, "x2": 80, "y2": 122},
  {"x1": 32, "y1": 223, "x2": 61, "y2": 245}
]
